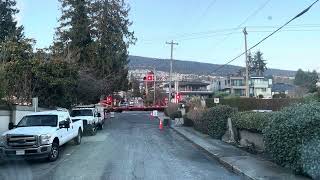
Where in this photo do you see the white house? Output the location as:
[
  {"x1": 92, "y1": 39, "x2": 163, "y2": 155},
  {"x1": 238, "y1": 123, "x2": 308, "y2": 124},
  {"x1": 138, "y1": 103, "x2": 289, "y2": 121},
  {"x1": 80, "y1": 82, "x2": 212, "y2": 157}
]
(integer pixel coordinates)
[{"x1": 250, "y1": 77, "x2": 272, "y2": 99}]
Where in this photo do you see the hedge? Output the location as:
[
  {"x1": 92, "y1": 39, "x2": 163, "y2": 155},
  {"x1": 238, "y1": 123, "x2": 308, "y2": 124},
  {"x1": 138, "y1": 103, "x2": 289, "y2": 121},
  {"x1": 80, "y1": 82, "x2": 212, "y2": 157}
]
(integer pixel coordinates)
[
  {"x1": 206, "y1": 98, "x2": 302, "y2": 111},
  {"x1": 183, "y1": 114, "x2": 194, "y2": 127},
  {"x1": 263, "y1": 102, "x2": 320, "y2": 178},
  {"x1": 204, "y1": 105, "x2": 236, "y2": 139},
  {"x1": 232, "y1": 112, "x2": 274, "y2": 133},
  {"x1": 187, "y1": 108, "x2": 208, "y2": 134},
  {"x1": 164, "y1": 103, "x2": 179, "y2": 118}
]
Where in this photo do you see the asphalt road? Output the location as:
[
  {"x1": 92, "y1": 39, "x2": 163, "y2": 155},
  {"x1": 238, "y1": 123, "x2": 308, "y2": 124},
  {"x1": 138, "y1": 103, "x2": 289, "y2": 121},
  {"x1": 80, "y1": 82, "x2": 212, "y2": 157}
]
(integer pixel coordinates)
[{"x1": 0, "y1": 111, "x2": 240, "y2": 180}]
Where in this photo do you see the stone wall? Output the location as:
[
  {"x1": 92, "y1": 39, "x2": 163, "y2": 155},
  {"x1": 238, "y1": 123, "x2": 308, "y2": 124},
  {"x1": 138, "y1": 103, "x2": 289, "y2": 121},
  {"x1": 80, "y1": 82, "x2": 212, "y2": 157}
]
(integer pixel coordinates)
[{"x1": 239, "y1": 130, "x2": 265, "y2": 152}]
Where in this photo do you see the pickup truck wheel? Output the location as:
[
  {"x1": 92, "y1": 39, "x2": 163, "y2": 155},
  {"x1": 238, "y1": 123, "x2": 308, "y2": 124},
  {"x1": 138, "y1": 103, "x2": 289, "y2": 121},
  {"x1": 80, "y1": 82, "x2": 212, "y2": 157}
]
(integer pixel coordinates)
[
  {"x1": 98, "y1": 122, "x2": 104, "y2": 130},
  {"x1": 74, "y1": 130, "x2": 82, "y2": 145},
  {"x1": 48, "y1": 143, "x2": 59, "y2": 162},
  {"x1": 89, "y1": 124, "x2": 97, "y2": 136}
]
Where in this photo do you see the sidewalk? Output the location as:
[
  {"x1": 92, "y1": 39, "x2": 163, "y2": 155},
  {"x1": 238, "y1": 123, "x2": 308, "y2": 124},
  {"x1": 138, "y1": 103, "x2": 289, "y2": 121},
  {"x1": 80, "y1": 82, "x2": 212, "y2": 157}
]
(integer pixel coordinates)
[{"x1": 172, "y1": 126, "x2": 309, "y2": 180}]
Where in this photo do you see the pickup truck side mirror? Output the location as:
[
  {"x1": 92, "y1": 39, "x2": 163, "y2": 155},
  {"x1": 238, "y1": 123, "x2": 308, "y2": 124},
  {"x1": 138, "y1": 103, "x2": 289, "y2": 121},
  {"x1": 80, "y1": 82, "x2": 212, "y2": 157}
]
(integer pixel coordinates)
[
  {"x1": 8, "y1": 122, "x2": 15, "y2": 130},
  {"x1": 59, "y1": 120, "x2": 70, "y2": 128}
]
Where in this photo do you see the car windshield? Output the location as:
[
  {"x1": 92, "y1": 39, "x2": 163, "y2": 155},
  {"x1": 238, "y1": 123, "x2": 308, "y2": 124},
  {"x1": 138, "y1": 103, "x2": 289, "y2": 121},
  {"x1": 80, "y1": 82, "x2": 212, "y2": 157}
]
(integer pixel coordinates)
[
  {"x1": 71, "y1": 109, "x2": 93, "y2": 117},
  {"x1": 17, "y1": 115, "x2": 58, "y2": 127}
]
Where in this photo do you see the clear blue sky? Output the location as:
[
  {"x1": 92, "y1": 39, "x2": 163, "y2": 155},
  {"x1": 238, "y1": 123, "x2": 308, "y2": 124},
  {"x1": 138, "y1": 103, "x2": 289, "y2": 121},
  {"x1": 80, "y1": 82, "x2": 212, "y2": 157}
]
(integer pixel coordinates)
[{"x1": 17, "y1": 0, "x2": 320, "y2": 71}]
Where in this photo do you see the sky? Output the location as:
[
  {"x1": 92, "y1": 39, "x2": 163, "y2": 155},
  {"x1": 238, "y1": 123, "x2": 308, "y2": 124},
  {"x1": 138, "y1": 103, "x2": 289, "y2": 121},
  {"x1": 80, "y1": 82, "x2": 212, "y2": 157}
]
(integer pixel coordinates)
[{"x1": 16, "y1": 0, "x2": 320, "y2": 71}]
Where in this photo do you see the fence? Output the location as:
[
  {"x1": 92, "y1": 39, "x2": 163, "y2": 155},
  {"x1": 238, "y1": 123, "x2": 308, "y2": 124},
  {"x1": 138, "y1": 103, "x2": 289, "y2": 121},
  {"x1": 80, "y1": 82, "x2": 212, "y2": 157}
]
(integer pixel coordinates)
[{"x1": 0, "y1": 105, "x2": 49, "y2": 134}]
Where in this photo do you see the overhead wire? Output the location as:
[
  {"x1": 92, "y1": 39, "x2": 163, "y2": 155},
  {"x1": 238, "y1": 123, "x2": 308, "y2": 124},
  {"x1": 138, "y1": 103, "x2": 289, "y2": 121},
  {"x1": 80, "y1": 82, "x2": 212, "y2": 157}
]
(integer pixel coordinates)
[
  {"x1": 212, "y1": 0, "x2": 319, "y2": 73},
  {"x1": 169, "y1": 0, "x2": 219, "y2": 40},
  {"x1": 210, "y1": 0, "x2": 272, "y2": 50}
]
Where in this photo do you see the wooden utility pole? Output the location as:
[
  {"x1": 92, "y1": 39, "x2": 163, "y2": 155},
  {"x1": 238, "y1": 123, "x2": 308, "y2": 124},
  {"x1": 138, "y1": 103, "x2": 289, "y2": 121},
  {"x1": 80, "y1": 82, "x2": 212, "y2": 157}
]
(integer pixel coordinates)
[
  {"x1": 243, "y1": 28, "x2": 249, "y2": 97},
  {"x1": 166, "y1": 40, "x2": 178, "y2": 103},
  {"x1": 153, "y1": 66, "x2": 156, "y2": 105}
]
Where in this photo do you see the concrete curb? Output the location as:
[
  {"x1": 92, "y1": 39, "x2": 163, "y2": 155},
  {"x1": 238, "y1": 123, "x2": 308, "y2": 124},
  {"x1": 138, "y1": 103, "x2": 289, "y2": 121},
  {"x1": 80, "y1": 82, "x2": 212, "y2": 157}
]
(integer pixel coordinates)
[{"x1": 171, "y1": 126, "x2": 309, "y2": 180}]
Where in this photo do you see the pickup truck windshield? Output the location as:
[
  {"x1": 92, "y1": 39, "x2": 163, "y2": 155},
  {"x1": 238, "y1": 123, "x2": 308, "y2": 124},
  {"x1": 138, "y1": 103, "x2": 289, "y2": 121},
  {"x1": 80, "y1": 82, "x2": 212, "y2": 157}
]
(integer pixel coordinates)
[
  {"x1": 71, "y1": 110, "x2": 93, "y2": 117},
  {"x1": 17, "y1": 115, "x2": 58, "y2": 127}
]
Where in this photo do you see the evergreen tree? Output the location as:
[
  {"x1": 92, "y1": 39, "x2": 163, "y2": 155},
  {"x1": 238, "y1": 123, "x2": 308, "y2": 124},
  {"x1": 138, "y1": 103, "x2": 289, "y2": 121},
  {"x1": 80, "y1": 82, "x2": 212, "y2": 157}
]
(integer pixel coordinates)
[
  {"x1": 294, "y1": 69, "x2": 306, "y2": 86},
  {"x1": 294, "y1": 69, "x2": 319, "y2": 93},
  {"x1": 0, "y1": 0, "x2": 24, "y2": 43},
  {"x1": 92, "y1": 0, "x2": 136, "y2": 91},
  {"x1": 55, "y1": 0, "x2": 92, "y2": 66},
  {"x1": 253, "y1": 51, "x2": 267, "y2": 76}
]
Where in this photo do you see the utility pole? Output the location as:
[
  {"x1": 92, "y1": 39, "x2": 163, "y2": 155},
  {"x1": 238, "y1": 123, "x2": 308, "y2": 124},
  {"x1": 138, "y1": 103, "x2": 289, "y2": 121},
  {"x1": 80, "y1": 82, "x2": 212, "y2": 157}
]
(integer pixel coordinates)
[
  {"x1": 153, "y1": 66, "x2": 156, "y2": 106},
  {"x1": 166, "y1": 40, "x2": 178, "y2": 103},
  {"x1": 243, "y1": 27, "x2": 249, "y2": 97}
]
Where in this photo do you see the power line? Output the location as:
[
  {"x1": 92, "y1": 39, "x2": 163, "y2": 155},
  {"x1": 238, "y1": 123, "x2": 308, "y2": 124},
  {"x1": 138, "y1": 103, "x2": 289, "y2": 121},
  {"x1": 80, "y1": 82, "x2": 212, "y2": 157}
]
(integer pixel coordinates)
[
  {"x1": 172, "y1": 27, "x2": 241, "y2": 40},
  {"x1": 210, "y1": 0, "x2": 272, "y2": 50},
  {"x1": 212, "y1": 0, "x2": 319, "y2": 73},
  {"x1": 196, "y1": 0, "x2": 218, "y2": 24},
  {"x1": 248, "y1": 29, "x2": 320, "y2": 33},
  {"x1": 171, "y1": 0, "x2": 219, "y2": 40},
  {"x1": 178, "y1": 32, "x2": 241, "y2": 41},
  {"x1": 247, "y1": 24, "x2": 320, "y2": 29}
]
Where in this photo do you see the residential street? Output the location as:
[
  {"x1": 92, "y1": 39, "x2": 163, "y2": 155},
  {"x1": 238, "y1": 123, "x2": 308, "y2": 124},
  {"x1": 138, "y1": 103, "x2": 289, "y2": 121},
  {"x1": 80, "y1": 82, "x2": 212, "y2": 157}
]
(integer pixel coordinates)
[{"x1": 0, "y1": 112, "x2": 240, "y2": 180}]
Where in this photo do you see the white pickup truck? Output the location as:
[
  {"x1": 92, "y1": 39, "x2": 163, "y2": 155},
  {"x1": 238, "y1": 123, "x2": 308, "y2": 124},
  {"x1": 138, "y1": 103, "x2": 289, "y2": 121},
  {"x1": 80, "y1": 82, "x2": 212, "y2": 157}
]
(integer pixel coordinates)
[
  {"x1": 71, "y1": 105, "x2": 105, "y2": 136},
  {"x1": 0, "y1": 110, "x2": 83, "y2": 162}
]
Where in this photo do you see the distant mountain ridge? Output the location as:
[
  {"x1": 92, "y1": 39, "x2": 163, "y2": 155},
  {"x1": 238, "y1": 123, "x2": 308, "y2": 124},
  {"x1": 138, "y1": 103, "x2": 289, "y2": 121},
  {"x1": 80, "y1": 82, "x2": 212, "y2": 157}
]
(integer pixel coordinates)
[{"x1": 128, "y1": 55, "x2": 296, "y2": 77}]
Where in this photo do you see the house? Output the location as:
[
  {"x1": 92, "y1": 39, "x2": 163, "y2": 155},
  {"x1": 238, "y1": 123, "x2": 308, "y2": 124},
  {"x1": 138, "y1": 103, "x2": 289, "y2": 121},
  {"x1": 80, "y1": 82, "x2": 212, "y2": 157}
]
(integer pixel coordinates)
[
  {"x1": 272, "y1": 83, "x2": 296, "y2": 97},
  {"x1": 250, "y1": 77, "x2": 272, "y2": 99},
  {"x1": 164, "y1": 81, "x2": 213, "y2": 99},
  {"x1": 217, "y1": 76, "x2": 246, "y2": 97}
]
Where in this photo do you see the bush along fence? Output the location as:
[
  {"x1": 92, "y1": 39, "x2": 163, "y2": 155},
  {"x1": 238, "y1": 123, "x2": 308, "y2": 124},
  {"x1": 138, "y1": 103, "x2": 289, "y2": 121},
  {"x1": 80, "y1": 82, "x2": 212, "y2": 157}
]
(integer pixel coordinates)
[
  {"x1": 206, "y1": 98, "x2": 303, "y2": 111},
  {"x1": 182, "y1": 102, "x2": 320, "y2": 179}
]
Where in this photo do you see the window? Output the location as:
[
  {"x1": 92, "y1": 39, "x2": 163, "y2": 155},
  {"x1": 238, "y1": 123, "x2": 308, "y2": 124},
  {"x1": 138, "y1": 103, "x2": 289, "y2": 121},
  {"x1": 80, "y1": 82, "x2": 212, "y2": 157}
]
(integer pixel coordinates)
[
  {"x1": 17, "y1": 115, "x2": 58, "y2": 127},
  {"x1": 71, "y1": 109, "x2": 93, "y2": 117}
]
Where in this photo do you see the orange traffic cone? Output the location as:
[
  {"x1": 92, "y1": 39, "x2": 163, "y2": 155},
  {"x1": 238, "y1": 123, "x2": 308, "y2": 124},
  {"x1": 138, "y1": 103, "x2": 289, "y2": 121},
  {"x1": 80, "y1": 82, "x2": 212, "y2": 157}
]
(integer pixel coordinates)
[{"x1": 159, "y1": 119, "x2": 163, "y2": 130}]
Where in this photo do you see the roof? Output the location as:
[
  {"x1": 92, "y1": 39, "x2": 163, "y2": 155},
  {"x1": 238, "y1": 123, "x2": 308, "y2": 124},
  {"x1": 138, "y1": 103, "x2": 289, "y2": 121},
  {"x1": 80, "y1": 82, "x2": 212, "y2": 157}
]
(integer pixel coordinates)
[
  {"x1": 272, "y1": 83, "x2": 295, "y2": 92},
  {"x1": 178, "y1": 81, "x2": 210, "y2": 86},
  {"x1": 251, "y1": 76, "x2": 267, "y2": 79},
  {"x1": 164, "y1": 81, "x2": 209, "y2": 87}
]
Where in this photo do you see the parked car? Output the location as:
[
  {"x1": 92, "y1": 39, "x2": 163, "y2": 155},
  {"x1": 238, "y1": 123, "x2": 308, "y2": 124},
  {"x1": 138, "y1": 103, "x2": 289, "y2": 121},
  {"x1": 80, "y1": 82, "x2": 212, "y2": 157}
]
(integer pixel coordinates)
[
  {"x1": 119, "y1": 102, "x2": 129, "y2": 108},
  {"x1": 71, "y1": 104, "x2": 105, "y2": 136},
  {"x1": 0, "y1": 109, "x2": 83, "y2": 162}
]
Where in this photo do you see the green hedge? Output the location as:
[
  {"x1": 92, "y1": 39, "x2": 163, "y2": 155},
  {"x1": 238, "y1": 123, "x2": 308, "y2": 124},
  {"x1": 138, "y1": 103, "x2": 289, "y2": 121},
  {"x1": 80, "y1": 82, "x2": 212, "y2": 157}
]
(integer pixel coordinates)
[
  {"x1": 263, "y1": 102, "x2": 320, "y2": 178},
  {"x1": 232, "y1": 112, "x2": 273, "y2": 133},
  {"x1": 204, "y1": 105, "x2": 236, "y2": 139},
  {"x1": 183, "y1": 114, "x2": 194, "y2": 127},
  {"x1": 206, "y1": 98, "x2": 302, "y2": 111}
]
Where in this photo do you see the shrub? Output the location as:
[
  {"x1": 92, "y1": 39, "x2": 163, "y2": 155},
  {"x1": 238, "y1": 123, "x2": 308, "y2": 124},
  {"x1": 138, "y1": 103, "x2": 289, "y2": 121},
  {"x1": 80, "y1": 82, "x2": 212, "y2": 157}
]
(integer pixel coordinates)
[
  {"x1": 206, "y1": 98, "x2": 302, "y2": 111},
  {"x1": 170, "y1": 110, "x2": 182, "y2": 119},
  {"x1": 187, "y1": 96, "x2": 202, "y2": 109},
  {"x1": 164, "y1": 103, "x2": 179, "y2": 118},
  {"x1": 187, "y1": 108, "x2": 207, "y2": 134},
  {"x1": 303, "y1": 93, "x2": 320, "y2": 103},
  {"x1": 183, "y1": 114, "x2": 194, "y2": 127},
  {"x1": 232, "y1": 112, "x2": 273, "y2": 133},
  {"x1": 204, "y1": 105, "x2": 236, "y2": 139},
  {"x1": 263, "y1": 102, "x2": 320, "y2": 178}
]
